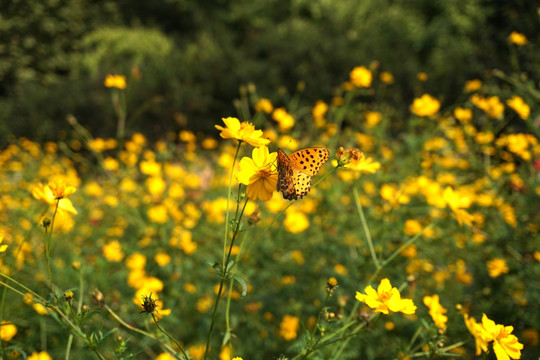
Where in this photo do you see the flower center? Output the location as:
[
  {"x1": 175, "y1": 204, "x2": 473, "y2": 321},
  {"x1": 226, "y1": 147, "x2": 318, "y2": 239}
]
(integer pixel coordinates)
[{"x1": 258, "y1": 169, "x2": 272, "y2": 178}]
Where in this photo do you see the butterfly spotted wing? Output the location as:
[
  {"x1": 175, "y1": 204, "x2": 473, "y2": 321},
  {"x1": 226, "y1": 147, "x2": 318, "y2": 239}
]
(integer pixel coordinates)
[{"x1": 277, "y1": 147, "x2": 330, "y2": 200}]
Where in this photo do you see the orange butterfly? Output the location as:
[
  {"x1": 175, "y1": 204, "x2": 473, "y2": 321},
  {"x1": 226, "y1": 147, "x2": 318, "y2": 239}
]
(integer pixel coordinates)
[{"x1": 277, "y1": 147, "x2": 330, "y2": 200}]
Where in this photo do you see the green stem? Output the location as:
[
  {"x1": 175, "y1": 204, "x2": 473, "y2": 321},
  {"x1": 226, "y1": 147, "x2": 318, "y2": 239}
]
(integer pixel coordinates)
[
  {"x1": 243, "y1": 165, "x2": 338, "y2": 258},
  {"x1": 333, "y1": 224, "x2": 433, "y2": 357},
  {"x1": 46, "y1": 200, "x2": 60, "y2": 301},
  {"x1": 204, "y1": 193, "x2": 247, "y2": 360},
  {"x1": 152, "y1": 314, "x2": 188, "y2": 360},
  {"x1": 353, "y1": 186, "x2": 379, "y2": 268},
  {"x1": 104, "y1": 305, "x2": 178, "y2": 356},
  {"x1": 222, "y1": 142, "x2": 243, "y2": 267}
]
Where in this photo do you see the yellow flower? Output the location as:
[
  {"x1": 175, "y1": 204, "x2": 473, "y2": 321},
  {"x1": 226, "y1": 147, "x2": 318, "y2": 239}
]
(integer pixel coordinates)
[
  {"x1": 104, "y1": 74, "x2": 127, "y2": 89},
  {"x1": 28, "y1": 352, "x2": 52, "y2": 360},
  {"x1": 312, "y1": 100, "x2": 328, "y2": 127},
  {"x1": 481, "y1": 314, "x2": 524, "y2": 360},
  {"x1": 453, "y1": 107, "x2": 473, "y2": 123},
  {"x1": 47, "y1": 179, "x2": 77, "y2": 200},
  {"x1": 365, "y1": 111, "x2": 382, "y2": 128},
  {"x1": 148, "y1": 204, "x2": 168, "y2": 224},
  {"x1": 154, "y1": 252, "x2": 171, "y2": 267},
  {"x1": 237, "y1": 146, "x2": 278, "y2": 201},
  {"x1": 156, "y1": 353, "x2": 176, "y2": 360},
  {"x1": 103, "y1": 157, "x2": 119, "y2": 171},
  {"x1": 0, "y1": 235, "x2": 7, "y2": 253},
  {"x1": 380, "y1": 71, "x2": 394, "y2": 84},
  {"x1": 215, "y1": 117, "x2": 270, "y2": 147},
  {"x1": 32, "y1": 183, "x2": 78, "y2": 215},
  {"x1": 464, "y1": 79, "x2": 482, "y2": 93},
  {"x1": 279, "y1": 315, "x2": 300, "y2": 341},
  {"x1": 464, "y1": 314, "x2": 490, "y2": 355},
  {"x1": 487, "y1": 258, "x2": 509, "y2": 278},
  {"x1": 470, "y1": 94, "x2": 504, "y2": 119},
  {"x1": 232, "y1": 357, "x2": 244, "y2": 360},
  {"x1": 508, "y1": 31, "x2": 528, "y2": 46},
  {"x1": 272, "y1": 108, "x2": 295, "y2": 132},
  {"x1": 423, "y1": 294, "x2": 448, "y2": 329},
  {"x1": 187, "y1": 345, "x2": 205, "y2": 360},
  {"x1": 255, "y1": 98, "x2": 273, "y2": 114},
  {"x1": 403, "y1": 219, "x2": 423, "y2": 236},
  {"x1": 410, "y1": 94, "x2": 440, "y2": 117},
  {"x1": 103, "y1": 240, "x2": 124, "y2": 262},
  {"x1": 284, "y1": 210, "x2": 309, "y2": 233},
  {"x1": 355, "y1": 278, "x2": 417, "y2": 315},
  {"x1": 506, "y1": 96, "x2": 530, "y2": 120},
  {"x1": 417, "y1": 72, "x2": 428, "y2": 81},
  {"x1": 350, "y1": 66, "x2": 373, "y2": 88},
  {"x1": 0, "y1": 321, "x2": 17, "y2": 341},
  {"x1": 196, "y1": 295, "x2": 213, "y2": 313}
]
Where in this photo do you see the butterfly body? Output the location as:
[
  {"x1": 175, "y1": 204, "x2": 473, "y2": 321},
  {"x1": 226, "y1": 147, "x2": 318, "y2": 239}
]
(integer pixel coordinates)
[{"x1": 277, "y1": 147, "x2": 330, "y2": 200}]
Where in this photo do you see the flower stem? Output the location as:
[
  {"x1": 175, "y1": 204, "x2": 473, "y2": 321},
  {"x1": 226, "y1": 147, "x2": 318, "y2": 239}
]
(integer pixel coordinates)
[
  {"x1": 222, "y1": 142, "x2": 243, "y2": 267},
  {"x1": 45, "y1": 200, "x2": 60, "y2": 301},
  {"x1": 152, "y1": 314, "x2": 189, "y2": 360},
  {"x1": 204, "y1": 146, "x2": 245, "y2": 360},
  {"x1": 353, "y1": 186, "x2": 379, "y2": 269}
]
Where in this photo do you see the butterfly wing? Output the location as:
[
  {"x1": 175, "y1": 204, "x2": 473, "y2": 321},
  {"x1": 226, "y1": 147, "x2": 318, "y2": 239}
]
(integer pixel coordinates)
[
  {"x1": 277, "y1": 147, "x2": 329, "y2": 200},
  {"x1": 288, "y1": 147, "x2": 330, "y2": 176},
  {"x1": 277, "y1": 148, "x2": 297, "y2": 200}
]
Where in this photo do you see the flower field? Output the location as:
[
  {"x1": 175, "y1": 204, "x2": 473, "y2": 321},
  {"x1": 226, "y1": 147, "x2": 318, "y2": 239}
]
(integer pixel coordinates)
[{"x1": 1, "y1": 33, "x2": 539, "y2": 360}]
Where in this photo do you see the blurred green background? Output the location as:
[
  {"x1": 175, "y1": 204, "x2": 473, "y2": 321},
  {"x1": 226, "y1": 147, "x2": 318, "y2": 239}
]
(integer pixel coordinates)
[{"x1": 1, "y1": 0, "x2": 538, "y2": 144}]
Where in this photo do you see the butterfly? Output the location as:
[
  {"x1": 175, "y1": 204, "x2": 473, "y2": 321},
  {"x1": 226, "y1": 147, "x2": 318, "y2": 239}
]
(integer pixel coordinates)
[{"x1": 277, "y1": 147, "x2": 330, "y2": 200}]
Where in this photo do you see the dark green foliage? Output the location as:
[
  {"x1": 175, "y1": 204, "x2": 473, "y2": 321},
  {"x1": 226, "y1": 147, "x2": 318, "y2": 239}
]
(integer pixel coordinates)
[{"x1": 0, "y1": 0, "x2": 538, "y2": 144}]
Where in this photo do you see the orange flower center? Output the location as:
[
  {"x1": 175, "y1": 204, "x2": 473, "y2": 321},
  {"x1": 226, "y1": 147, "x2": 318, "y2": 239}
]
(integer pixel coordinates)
[
  {"x1": 258, "y1": 169, "x2": 272, "y2": 178},
  {"x1": 379, "y1": 291, "x2": 391, "y2": 301}
]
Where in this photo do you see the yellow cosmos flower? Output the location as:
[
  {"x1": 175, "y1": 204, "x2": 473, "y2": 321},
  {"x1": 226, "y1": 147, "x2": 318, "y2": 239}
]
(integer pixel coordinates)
[
  {"x1": 379, "y1": 71, "x2": 394, "y2": 84},
  {"x1": 32, "y1": 183, "x2": 78, "y2": 215},
  {"x1": 272, "y1": 108, "x2": 295, "y2": 132},
  {"x1": 481, "y1": 314, "x2": 524, "y2": 360},
  {"x1": 355, "y1": 278, "x2": 417, "y2": 315},
  {"x1": 255, "y1": 98, "x2": 273, "y2": 114},
  {"x1": 47, "y1": 179, "x2": 76, "y2": 200},
  {"x1": 410, "y1": 94, "x2": 440, "y2": 117},
  {"x1": 279, "y1": 315, "x2": 300, "y2": 341},
  {"x1": 104, "y1": 74, "x2": 127, "y2": 89},
  {"x1": 464, "y1": 79, "x2": 482, "y2": 93},
  {"x1": 284, "y1": 210, "x2": 309, "y2": 233},
  {"x1": 403, "y1": 219, "x2": 423, "y2": 236},
  {"x1": 423, "y1": 294, "x2": 448, "y2": 329},
  {"x1": 27, "y1": 351, "x2": 52, "y2": 360},
  {"x1": 237, "y1": 146, "x2": 278, "y2": 201},
  {"x1": 506, "y1": 96, "x2": 530, "y2": 120},
  {"x1": 0, "y1": 235, "x2": 7, "y2": 253},
  {"x1": 103, "y1": 240, "x2": 124, "y2": 262},
  {"x1": 349, "y1": 66, "x2": 373, "y2": 88},
  {"x1": 508, "y1": 31, "x2": 528, "y2": 46},
  {"x1": 417, "y1": 72, "x2": 428, "y2": 82},
  {"x1": 454, "y1": 107, "x2": 473, "y2": 123},
  {"x1": 487, "y1": 258, "x2": 509, "y2": 278},
  {"x1": 215, "y1": 117, "x2": 270, "y2": 147},
  {"x1": 365, "y1": 111, "x2": 382, "y2": 128},
  {"x1": 464, "y1": 314, "x2": 490, "y2": 355},
  {"x1": 470, "y1": 94, "x2": 504, "y2": 119},
  {"x1": 0, "y1": 321, "x2": 17, "y2": 341}
]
